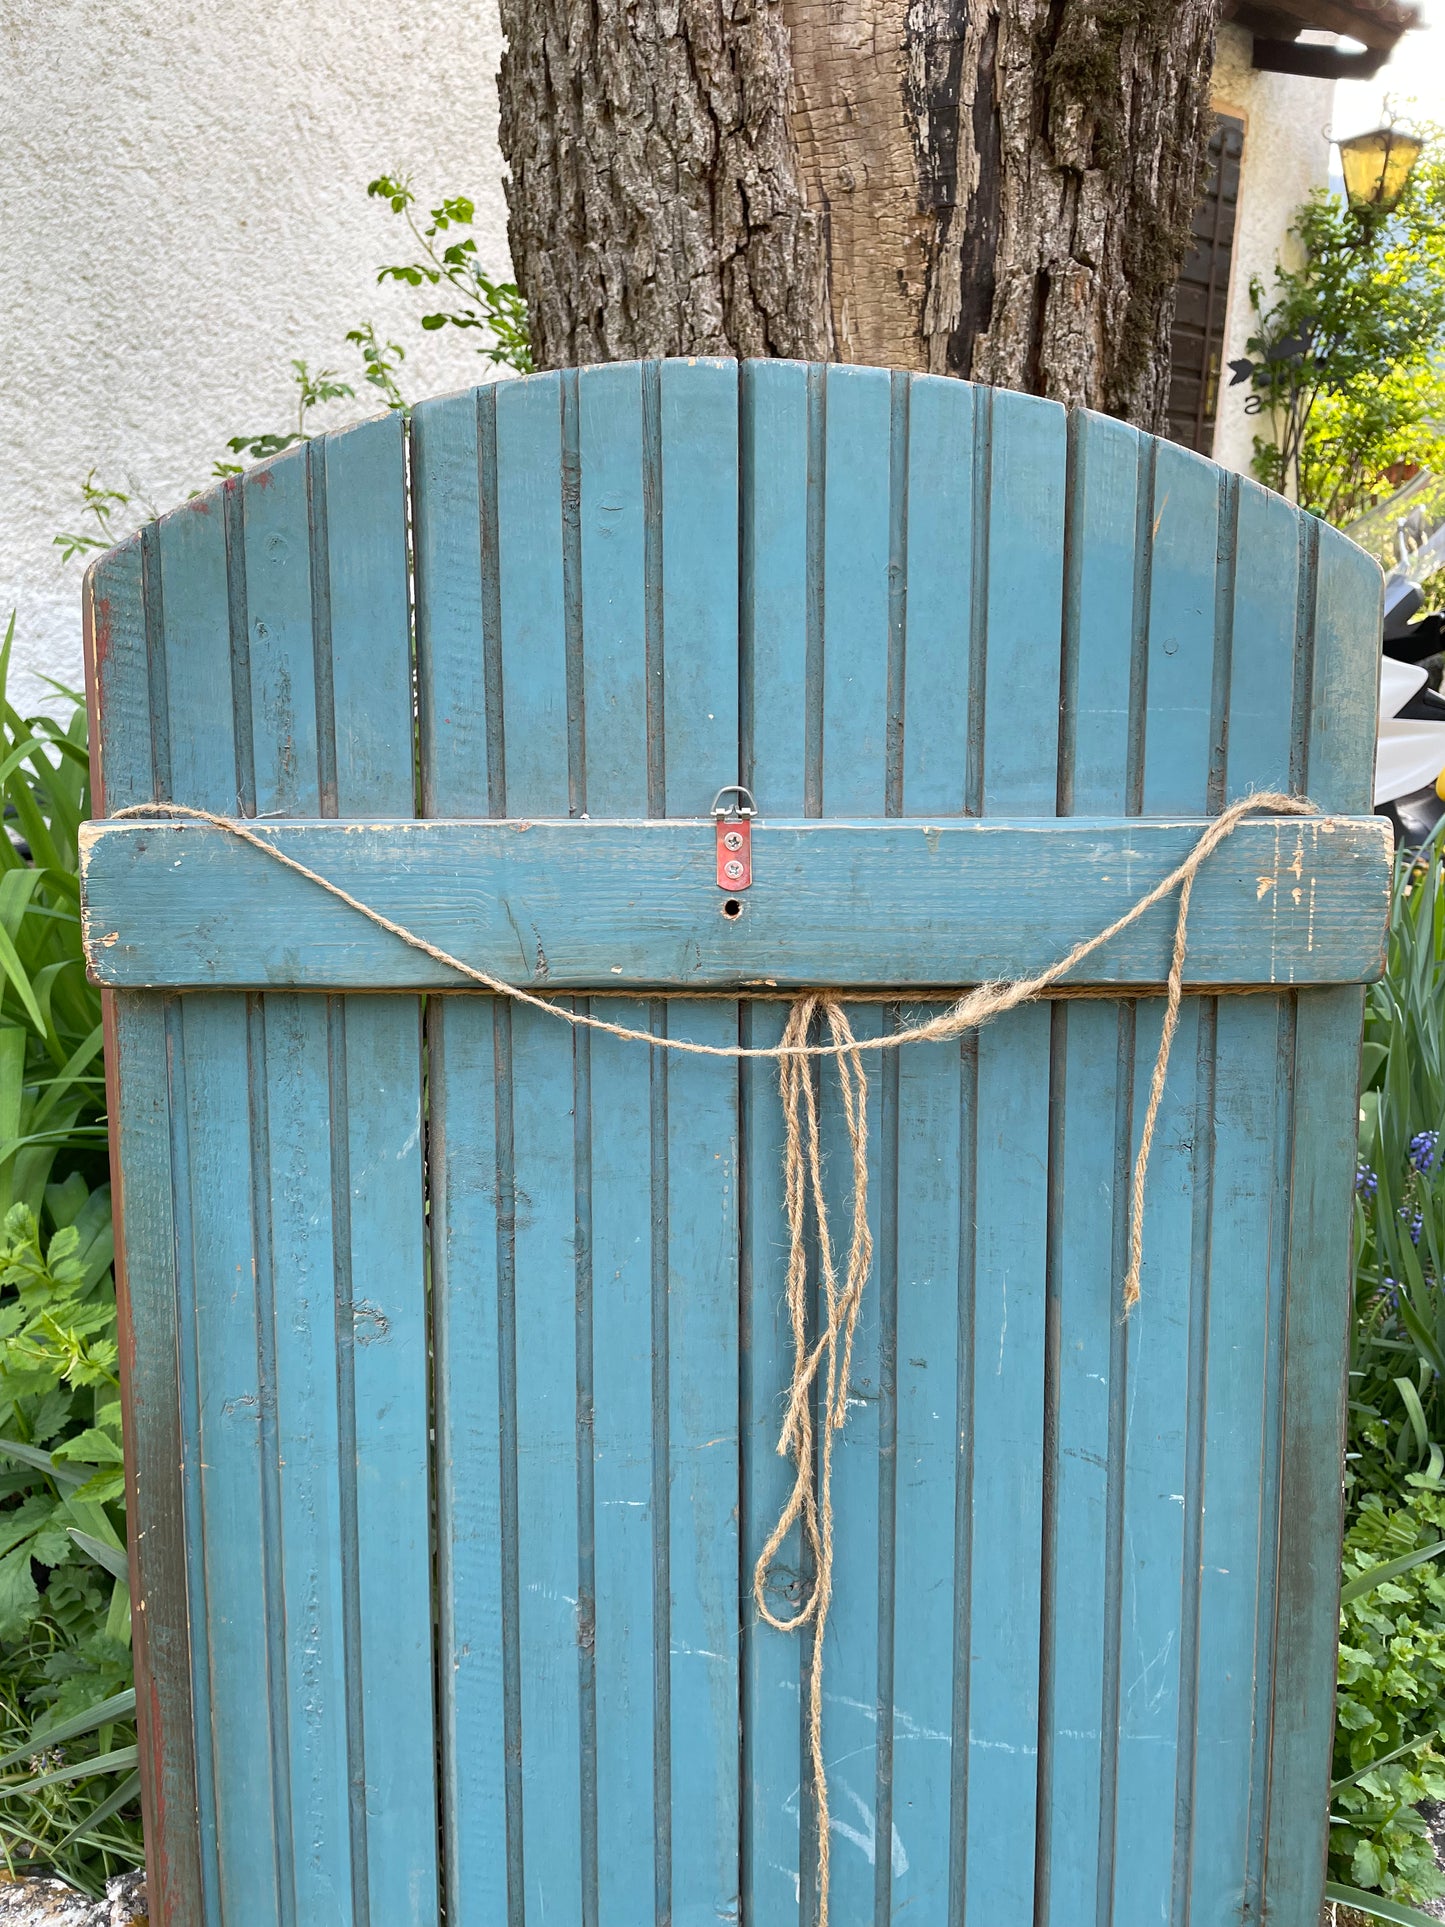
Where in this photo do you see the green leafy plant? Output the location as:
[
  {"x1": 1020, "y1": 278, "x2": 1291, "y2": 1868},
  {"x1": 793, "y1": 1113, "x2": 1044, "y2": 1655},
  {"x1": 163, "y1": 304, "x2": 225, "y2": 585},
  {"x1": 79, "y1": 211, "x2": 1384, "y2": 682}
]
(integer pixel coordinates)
[
  {"x1": 367, "y1": 173, "x2": 532, "y2": 374},
  {"x1": 1332, "y1": 1480, "x2": 1445, "y2": 1901},
  {"x1": 0, "y1": 616, "x2": 139, "y2": 1892},
  {"x1": 52, "y1": 476, "x2": 156, "y2": 568},
  {"x1": 1235, "y1": 125, "x2": 1445, "y2": 525},
  {"x1": 58, "y1": 172, "x2": 531, "y2": 551},
  {"x1": 217, "y1": 358, "x2": 357, "y2": 471},
  {"x1": 1352, "y1": 831, "x2": 1445, "y2": 1475}
]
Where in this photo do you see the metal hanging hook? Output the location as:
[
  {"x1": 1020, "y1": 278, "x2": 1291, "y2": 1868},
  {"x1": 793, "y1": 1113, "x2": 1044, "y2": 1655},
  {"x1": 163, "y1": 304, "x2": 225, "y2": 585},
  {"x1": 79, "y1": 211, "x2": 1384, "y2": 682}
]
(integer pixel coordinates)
[{"x1": 711, "y1": 784, "x2": 757, "y2": 819}]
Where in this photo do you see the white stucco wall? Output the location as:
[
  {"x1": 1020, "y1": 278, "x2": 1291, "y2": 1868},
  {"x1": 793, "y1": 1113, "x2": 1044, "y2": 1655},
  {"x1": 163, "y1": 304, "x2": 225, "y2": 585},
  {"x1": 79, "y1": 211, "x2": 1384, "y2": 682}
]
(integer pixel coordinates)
[
  {"x1": 1209, "y1": 26, "x2": 1336, "y2": 479},
  {"x1": 1, "y1": 0, "x2": 511, "y2": 712},
  {"x1": 1, "y1": 6, "x2": 1352, "y2": 714}
]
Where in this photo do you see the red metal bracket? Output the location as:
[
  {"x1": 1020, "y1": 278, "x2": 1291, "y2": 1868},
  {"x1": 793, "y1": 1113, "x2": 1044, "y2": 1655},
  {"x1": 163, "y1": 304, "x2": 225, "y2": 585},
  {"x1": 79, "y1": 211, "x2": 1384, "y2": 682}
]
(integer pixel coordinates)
[{"x1": 711, "y1": 786, "x2": 756, "y2": 892}]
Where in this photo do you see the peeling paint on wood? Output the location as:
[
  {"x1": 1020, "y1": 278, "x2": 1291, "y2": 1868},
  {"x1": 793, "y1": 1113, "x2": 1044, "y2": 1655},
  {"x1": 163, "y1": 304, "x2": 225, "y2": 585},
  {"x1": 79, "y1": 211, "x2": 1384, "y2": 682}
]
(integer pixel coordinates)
[{"x1": 84, "y1": 361, "x2": 1382, "y2": 1927}]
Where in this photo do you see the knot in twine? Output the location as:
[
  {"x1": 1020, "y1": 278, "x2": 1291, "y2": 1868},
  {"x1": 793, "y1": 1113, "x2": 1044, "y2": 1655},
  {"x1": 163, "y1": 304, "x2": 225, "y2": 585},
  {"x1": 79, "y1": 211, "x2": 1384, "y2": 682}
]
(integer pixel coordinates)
[{"x1": 110, "y1": 789, "x2": 1319, "y2": 1925}]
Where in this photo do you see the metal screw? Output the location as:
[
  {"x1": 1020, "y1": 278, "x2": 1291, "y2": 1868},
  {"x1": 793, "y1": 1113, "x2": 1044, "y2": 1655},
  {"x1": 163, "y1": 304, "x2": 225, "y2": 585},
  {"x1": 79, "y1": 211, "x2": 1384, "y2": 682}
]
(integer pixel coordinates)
[
  {"x1": 724, "y1": 859, "x2": 745, "y2": 881},
  {"x1": 723, "y1": 829, "x2": 743, "y2": 851}
]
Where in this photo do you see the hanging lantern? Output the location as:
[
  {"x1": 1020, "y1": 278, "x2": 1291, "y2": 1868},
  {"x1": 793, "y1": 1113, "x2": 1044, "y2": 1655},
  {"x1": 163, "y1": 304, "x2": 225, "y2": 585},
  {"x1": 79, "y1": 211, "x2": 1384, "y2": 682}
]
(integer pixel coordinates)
[{"x1": 1337, "y1": 122, "x2": 1425, "y2": 212}]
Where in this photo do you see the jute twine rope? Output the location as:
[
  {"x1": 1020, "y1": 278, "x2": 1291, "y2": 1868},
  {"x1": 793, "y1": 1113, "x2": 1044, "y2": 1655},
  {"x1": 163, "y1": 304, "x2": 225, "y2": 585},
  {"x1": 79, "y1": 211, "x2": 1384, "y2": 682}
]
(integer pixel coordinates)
[{"x1": 110, "y1": 789, "x2": 1318, "y2": 1922}]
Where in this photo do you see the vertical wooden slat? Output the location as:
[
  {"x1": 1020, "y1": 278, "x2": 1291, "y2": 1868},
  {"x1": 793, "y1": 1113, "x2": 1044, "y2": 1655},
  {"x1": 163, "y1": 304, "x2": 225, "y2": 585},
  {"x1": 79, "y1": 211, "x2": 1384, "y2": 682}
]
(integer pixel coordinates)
[
  {"x1": 815, "y1": 1005, "x2": 885, "y2": 1927},
  {"x1": 1183, "y1": 476, "x2": 1303, "y2": 1924},
  {"x1": 739, "y1": 359, "x2": 809, "y2": 1922},
  {"x1": 1042, "y1": 409, "x2": 1140, "y2": 1927},
  {"x1": 339, "y1": 997, "x2": 434, "y2": 1922},
  {"x1": 1262, "y1": 517, "x2": 1379, "y2": 1918},
  {"x1": 241, "y1": 450, "x2": 319, "y2": 819},
  {"x1": 428, "y1": 1000, "x2": 510, "y2": 1922},
  {"x1": 87, "y1": 537, "x2": 213, "y2": 1926},
  {"x1": 1265, "y1": 985, "x2": 1363, "y2": 1921},
  {"x1": 182, "y1": 993, "x2": 286, "y2": 1924},
  {"x1": 819, "y1": 365, "x2": 892, "y2": 816},
  {"x1": 899, "y1": 377, "x2": 974, "y2": 817},
  {"x1": 418, "y1": 378, "x2": 514, "y2": 1922},
  {"x1": 1109, "y1": 439, "x2": 1221, "y2": 1927},
  {"x1": 742, "y1": 360, "x2": 809, "y2": 807},
  {"x1": 317, "y1": 417, "x2": 435, "y2": 1925},
  {"x1": 157, "y1": 500, "x2": 239, "y2": 812},
  {"x1": 492, "y1": 370, "x2": 585, "y2": 1921},
  {"x1": 411, "y1": 393, "x2": 489, "y2": 816},
  {"x1": 1225, "y1": 481, "x2": 1302, "y2": 800},
  {"x1": 888, "y1": 1026, "x2": 963, "y2": 1920},
  {"x1": 1140, "y1": 444, "x2": 1221, "y2": 812},
  {"x1": 323, "y1": 416, "x2": 413, "y2": 816},
  {"x1": 148, "y1": 476, "x2": 298, "y2": 1927},
  {"x1": 588, "y1": 1007, "x2": 659, "y2": 1925},
  {"x1": 657, "y1": 358, "x2": 742, "y2": 1924},
  {"x1": 739, "y1": 1000, "x2": 802, "y2": 1925},
  {"x1": 1187, "y1": 994, "x2": 1288, "y2": 1927},
  {"x1": 978, "y1": 392, "x2": 1067, "y2": 814},
  {"x1": 963, "y1": 1006, "x2": 1051, "y2": 1921},
  {"x1": 660, "y1": 358, "x2": 741, "y2": 813},
  {"x1": 512, "y1": 1005, "x2": 586, "y2": 1920},
  {"x1": 808, "y1": 361, "x2": 893, "y2": 1927},
  {"x1": 263, "y1": 993, "x2": 351, "y2": 1927},
  {"x1": 576, "y1": 362, "x2": 656, "y2": 1925},
  {"x1": 106, "y1": 991, "x2": 212, "y2": 1927},
  {"x1": 666, "y1": 1005, "x2": 743, "y2": 1926},
  {"x1": 498, "y1": 374, "x2": 570, "y2": 817},
  {"x1": 962, "y1": 387, "x2": 1065, "y2": 1921},
  {"x1": 579, "y1": 363, "x2": 649, "y2": 818}
]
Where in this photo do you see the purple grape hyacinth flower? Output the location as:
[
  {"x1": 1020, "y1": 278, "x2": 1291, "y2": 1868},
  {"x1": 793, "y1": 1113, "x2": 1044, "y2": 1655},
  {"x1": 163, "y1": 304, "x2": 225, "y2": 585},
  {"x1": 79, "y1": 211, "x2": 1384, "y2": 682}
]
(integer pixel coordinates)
[{"x1": 1412, "y1": 1130, "x2": 1440, "y2": 1174}]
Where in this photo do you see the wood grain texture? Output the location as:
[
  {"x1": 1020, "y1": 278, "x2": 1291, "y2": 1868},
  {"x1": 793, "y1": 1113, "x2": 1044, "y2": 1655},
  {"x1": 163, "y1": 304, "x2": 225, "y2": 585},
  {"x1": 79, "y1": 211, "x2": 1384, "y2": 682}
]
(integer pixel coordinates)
[
  {"x1": 84, "y1": 360, "x2": 1382, "y2": 1927},
  {"x1": 81, "y1": 815, "x2": 1390, "y2": 992}
]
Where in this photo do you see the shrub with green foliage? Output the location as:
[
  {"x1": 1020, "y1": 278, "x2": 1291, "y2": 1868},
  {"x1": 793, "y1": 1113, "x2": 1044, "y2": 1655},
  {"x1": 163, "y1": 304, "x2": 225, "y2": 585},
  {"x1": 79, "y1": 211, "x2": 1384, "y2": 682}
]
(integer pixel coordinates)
[
  {"x1": 1239, "y1": 125, "x2": 1445, "y2": 528},
  {"x1": 0, "y1": 618, "x2": 139, "y2": 1892},
  {"x1": 1353, "y1": 833, "x2": 1445, "y2": 1475},
  {"x1": 1338, "y1": 828, "x2": 1445, "y2": 1915},
  {"x1": 1334, "y1": 1481, "x2": 1445, "y2": 1901}
]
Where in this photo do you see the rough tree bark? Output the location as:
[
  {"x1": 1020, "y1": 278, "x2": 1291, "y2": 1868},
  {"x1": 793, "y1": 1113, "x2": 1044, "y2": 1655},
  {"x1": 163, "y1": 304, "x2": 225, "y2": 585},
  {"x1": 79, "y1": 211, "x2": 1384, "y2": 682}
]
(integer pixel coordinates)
[{"x1": 497, "y1": 0, "x2": 1222, "y2": 427}]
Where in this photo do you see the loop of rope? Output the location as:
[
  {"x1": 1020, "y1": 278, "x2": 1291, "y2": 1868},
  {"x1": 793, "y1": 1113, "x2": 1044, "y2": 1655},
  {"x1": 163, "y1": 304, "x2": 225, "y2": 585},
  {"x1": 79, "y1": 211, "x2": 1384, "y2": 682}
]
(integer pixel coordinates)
[{"x1": 106, "y1": 789, "x2": 1320, "y2": 1926}]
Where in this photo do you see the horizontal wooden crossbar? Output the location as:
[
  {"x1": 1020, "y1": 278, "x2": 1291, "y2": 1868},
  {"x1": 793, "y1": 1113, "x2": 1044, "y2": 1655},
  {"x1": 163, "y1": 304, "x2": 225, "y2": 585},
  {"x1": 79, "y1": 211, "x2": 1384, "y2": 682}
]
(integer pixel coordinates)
[{"x1": 79, "y1": 815, "x2": 1391, "y2": 993}]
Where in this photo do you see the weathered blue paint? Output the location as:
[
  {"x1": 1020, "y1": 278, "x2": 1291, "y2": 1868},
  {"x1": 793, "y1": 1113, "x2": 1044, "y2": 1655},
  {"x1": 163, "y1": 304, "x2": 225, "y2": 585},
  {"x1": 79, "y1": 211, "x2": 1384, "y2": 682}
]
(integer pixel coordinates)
[
  {"x1": 84, "y1": 362, "x2": 1382, "y2": 1927},
  {"x1": 81, "y1": 816, "x2": 1390, "y2": 992}
]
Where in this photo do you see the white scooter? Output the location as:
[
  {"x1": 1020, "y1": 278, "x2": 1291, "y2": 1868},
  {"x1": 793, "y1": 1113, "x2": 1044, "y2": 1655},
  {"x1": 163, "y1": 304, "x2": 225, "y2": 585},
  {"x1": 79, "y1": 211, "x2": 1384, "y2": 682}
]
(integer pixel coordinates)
[
  {"x1": 1378, "y1": 571, "x2": 1445, "y2": 848},
  {"x1": 1357, "y1": 478, "x2": 1445, "y2": 848}
]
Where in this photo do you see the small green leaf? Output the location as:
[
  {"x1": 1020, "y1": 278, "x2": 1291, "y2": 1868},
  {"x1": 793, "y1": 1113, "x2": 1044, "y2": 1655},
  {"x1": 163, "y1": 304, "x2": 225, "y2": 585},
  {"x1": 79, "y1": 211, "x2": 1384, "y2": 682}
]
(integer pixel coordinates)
[
  {"x1": 0, "y1": 1541, "x2": 40, "y2": 1637},
  {"x1": 1352, "y1": 1837, "x2": 1389, "y2": 1890}
]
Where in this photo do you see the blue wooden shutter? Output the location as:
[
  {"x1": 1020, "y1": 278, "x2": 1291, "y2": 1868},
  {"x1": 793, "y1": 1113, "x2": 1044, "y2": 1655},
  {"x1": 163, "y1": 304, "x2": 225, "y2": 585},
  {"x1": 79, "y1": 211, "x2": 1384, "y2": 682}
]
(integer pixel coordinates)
[{"x1": 84, "y1": 362, "x2": 1384, "y2": 1927}]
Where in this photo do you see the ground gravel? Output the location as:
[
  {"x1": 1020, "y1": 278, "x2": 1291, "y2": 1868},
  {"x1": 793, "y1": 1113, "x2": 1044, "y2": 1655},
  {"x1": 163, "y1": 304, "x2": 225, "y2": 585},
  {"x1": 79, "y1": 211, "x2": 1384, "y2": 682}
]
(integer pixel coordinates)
[{"x1": 0, "y1": 1872, "x2": 144, "y2": 1925}]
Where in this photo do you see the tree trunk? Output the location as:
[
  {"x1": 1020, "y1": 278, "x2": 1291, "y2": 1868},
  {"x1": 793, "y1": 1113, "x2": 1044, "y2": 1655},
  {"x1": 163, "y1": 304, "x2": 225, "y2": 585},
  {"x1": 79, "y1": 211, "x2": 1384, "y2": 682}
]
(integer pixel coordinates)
[{"x1": 497, "y1": 0, "x2": 1222, "y2": 427}]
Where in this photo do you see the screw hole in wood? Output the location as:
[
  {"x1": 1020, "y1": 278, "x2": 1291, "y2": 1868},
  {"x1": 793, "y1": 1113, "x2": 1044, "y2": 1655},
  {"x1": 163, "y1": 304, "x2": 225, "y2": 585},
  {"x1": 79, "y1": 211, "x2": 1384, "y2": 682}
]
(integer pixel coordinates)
[{"x1": 721, "y1": 897, "x2": 744, "y2": 920}]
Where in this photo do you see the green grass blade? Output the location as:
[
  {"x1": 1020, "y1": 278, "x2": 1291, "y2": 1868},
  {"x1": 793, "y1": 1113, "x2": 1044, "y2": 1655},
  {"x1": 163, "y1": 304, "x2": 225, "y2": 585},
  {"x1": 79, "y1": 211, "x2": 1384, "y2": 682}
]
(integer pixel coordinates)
[
  {"x1": 53, "y1": 1769, "x2": 142, "y2": 1851},
  {"x1": 1324, "y1": 1883, "x2": 1445, "y2": 1926},
  {"x1": 0, "y1": 1688, "x2": 137, "y2": 1771},
  {"x1": 8, "y1": 1743, "x2": 138, "y2": 1791},
  {"x1": 0, "y1": 914, "x2": 51, "y2": 1035},
  {"x1": 0, "y1": 1438, "x2": 86, "y2": 1489},
  {"x1": 67, "y1": 1528, "x2": 129, "y2": 1583},
  {"x1": 1331, "y1": 1724, "x2": 1444, "y2": 1793},
  {"x1": 1340, "y1": 1537, "x2": 1445, "y2": 1605}
]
